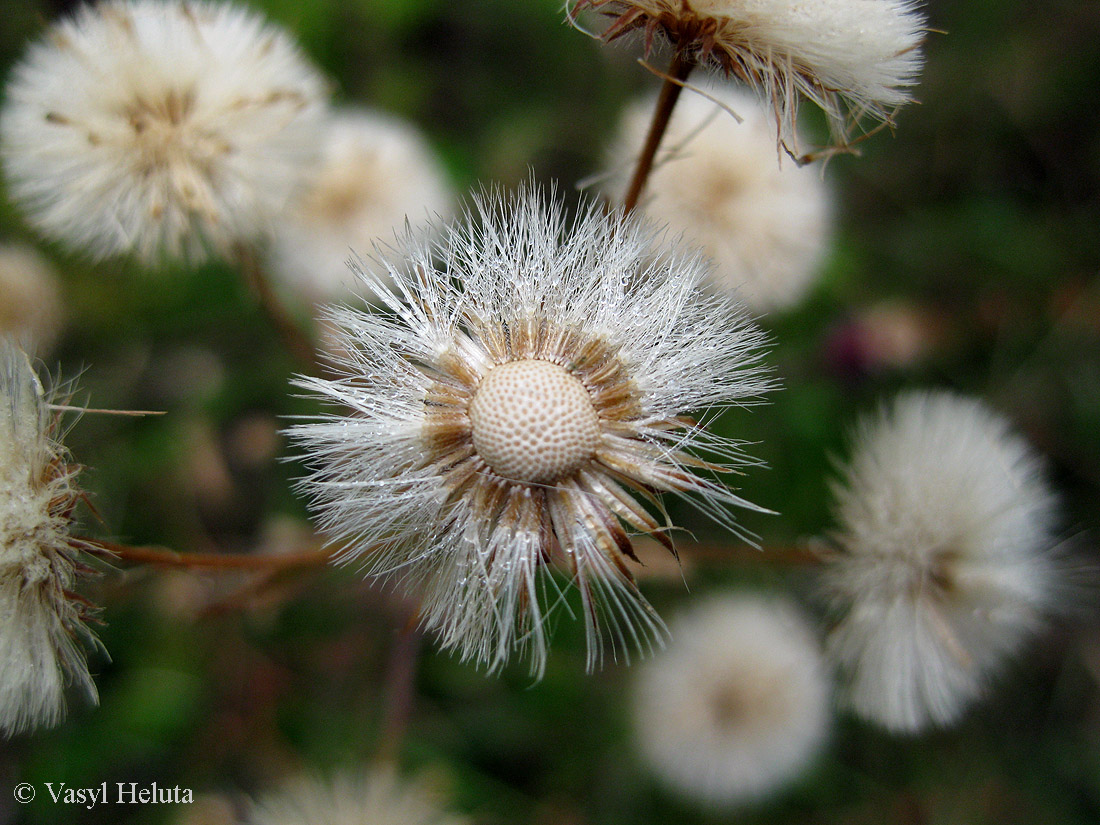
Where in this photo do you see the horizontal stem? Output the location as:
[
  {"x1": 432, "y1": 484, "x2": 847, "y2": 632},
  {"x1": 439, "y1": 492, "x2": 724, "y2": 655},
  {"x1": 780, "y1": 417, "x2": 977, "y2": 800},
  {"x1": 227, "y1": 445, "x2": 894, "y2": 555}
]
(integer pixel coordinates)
[
  {"x1": 84, "y1": 539, "x2": 335, "y2": 571},
  {"x1": 683, "y1": 542, "x2": 823, "y2": 566},
  {"x1": 83, "y1": 536, "x2": 819, "y2": 574}
]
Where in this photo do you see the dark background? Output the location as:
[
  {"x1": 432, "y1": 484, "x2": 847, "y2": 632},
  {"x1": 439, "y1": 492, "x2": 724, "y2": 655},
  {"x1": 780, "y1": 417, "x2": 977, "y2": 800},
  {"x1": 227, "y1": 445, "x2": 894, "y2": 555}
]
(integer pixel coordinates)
[{"x1": 0, "y1": 1, "x2": 1097, "y2": 823}]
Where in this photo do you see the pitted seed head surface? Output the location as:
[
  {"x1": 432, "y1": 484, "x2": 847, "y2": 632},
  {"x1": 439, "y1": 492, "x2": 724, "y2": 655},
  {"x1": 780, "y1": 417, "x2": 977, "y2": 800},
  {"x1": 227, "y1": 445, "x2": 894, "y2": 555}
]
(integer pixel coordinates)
[{"x1": 469, "y1": 359, "x2": 599, "y2": 484}]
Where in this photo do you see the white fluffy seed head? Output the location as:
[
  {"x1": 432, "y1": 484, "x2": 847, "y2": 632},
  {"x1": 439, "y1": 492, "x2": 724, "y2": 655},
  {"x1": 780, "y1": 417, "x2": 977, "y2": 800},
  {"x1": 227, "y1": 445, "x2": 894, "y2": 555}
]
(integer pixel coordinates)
[
  {"x1": 604, "y1": 84, "x2": 831, "y2": 312},
  {"x1": 821, "y1": 390, "x2": 1058, "y2": 733},
  {"x1": 632, "y1": 593, "x2": 831, "y2": 807},
  {"x1": 0, "y1": 244, "x2": 64, "y2": 354},
  {"x1": 0, "y1": 342, "x2": 98, "y2": 736},
  {"x1": 1, "y1": 0, "x2": 328, "y2": 263},
  {"x1": 469, "y1": 359, "x2": 600, "y2": 484},
  {"x1": 268, "y1": 107, "x2": 453, "y2": 304},
  {"x1": 577, "y1": 0, "x2": 926, "y2": 152},
  {"x1": 247, "y1": 769, "x2": 469, "y2": 825},
  {"x1": 290, "y1": 185, "x2": 774, "y2": 676}
]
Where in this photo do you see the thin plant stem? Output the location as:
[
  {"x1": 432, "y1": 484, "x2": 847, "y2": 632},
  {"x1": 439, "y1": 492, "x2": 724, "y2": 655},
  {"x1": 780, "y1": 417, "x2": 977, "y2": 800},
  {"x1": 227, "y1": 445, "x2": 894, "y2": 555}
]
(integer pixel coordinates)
[
  {"x1": 621, "y1": 50, "x2": 695, "y2": 214},
  {"x1": 683, "y1": 541, "x2": 824, "y2": 566},
  {"x1": 630, "y1": 536, "x2": 823, "y2": 568},
  {"x1": 376, "y1": 611, "x2": 423, "y2": 764},
  {"x1": 85, "y1": 536, "x2": 818, "y2": 572},
  {"x1": 84, "y1": 538, "x2": 335, "y2": 571},
  {"x1": 235, "y1": 242, "x2": 320, "y2": 372}
]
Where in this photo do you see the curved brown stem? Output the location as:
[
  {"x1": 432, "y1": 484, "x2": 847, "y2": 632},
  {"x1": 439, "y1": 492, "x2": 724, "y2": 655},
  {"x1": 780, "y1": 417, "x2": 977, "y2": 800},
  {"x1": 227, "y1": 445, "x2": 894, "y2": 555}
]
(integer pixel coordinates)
[
  {"x1": 84, "y1": 538, "x2": 335, "y2": 571},
  {"x1": 622, "y1": 50, "x2": 696, "y2": 214},
  {"x1": 235, "y1": 242, "x2": 320, "y2": 373},
  {"x1": 681, "y1": 541, "x2": 824, "y2": 566}
]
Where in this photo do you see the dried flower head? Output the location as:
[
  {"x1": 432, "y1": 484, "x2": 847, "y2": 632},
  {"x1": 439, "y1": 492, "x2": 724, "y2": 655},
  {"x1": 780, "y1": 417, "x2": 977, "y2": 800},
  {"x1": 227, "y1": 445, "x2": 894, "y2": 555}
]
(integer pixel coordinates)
[
  {"x1": 268, "y1": 107, "x2": 454, "y2": 305},
  {"x1": 632, "y1": 593, "x2": 831, "y2": 807},
  {"x1": 1, "y1": 0, "x2": 328, "y2": 263},
  {"x1": 290, "y1": 186, "x2": 773, "y2": 676},
  {"x1": 248, "y1": 769, "x2": 469, "y2": 825},
  {"x1": 821, "y1": 390, "x2": 1059, "y2": 733},
  {"x1": 603, "y1": 84, "x2": 831, "y2": 312},
  {"x1": 0, "y1": 243, "x2": 64, "y2": 354},
  {"x1": 575, "y1": 0, "x2": 926, "y2": 153},
  {"x1": 0, "y1": 342, "x2": 99, "y2": 736}
]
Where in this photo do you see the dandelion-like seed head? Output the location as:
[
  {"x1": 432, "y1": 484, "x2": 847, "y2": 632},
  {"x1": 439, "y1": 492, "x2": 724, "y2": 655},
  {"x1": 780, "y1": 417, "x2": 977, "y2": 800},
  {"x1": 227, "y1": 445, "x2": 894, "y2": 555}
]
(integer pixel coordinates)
[
  {"x1": 821, "y1": 390, "x2": 1058, "y2": 733},
  {"x1": 290, "y1": 186, "x2": 773, "y2": 676},
  {"x1": 1, "y1": 0, "x2": 328, "y2": 263},
  {"x1": 268, "y1": 107, "x2": 454, "y2": 305},
  {"x1": 0, "y1": 243, "x2": 64, "y2": 354},
  {"x1": 632, "y1": 593, "x2": 831, "y2": 807},
  {"x1": 604, "y1": 84, "x2": 832, "y2": 311},
  {"x1": 575, "y1": 0, "x2": 926, "y2": 153},
  {"x1": 0, "y1": 342, "x2": 99, "y2": 736},
  {"x1": 248, "y1": 769, "x2": 469, "y2": 825}
]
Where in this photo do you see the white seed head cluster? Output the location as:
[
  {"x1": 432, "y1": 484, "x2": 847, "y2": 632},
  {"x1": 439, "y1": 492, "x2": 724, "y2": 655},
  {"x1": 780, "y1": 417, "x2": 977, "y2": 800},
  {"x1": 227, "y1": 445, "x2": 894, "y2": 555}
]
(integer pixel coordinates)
[
  {"x1": 604, "y1": 84, "x2": 832, "y2": 312},
  {"x1": 0, "y1": 342, "x2": 98, "y2": 736},
  {"x1": 247, "y1": 769, "x2": 469, "y2": 825},
  {"x1": 268, "y1": 107, "x2": 453, "y2": 305},
  {"x1": 821, "y1": 390, "x2": 1058, "y2": 733},
  {"x1": 576, "y1": 0, "x2": 926, "y2": 152},
  {"x1": 632, "y1": 593, "x2": 831, "y2": 807},
  {"x1": 0, "y1": 243, "x2": 64, "y2": 354},
  {"x1": 0, "y1": 0, "x2": 328, "y2": 263},
  {"x1": 290, "y1": 186, "x2": 773, "y2": 676}
]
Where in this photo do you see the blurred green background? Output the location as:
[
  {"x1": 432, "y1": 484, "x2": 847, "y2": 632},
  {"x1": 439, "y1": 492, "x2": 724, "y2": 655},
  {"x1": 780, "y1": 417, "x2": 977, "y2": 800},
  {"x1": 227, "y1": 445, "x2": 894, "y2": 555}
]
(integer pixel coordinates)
[{"x1": 0, "y1": 0, "x2": 1098, "y2": 823}]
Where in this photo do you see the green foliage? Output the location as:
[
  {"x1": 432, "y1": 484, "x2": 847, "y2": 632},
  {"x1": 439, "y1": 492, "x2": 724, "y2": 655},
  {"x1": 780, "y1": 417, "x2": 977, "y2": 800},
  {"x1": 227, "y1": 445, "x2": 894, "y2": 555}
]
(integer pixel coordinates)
[{"x1": 0, "y1": 0, "x2": 1097, "y2": 823}]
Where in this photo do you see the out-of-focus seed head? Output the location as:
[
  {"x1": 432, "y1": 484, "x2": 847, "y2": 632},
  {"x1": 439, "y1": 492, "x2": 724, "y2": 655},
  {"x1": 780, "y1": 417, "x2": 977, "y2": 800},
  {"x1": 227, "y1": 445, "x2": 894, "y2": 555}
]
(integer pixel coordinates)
[
  {"x1": 821, "y1": 390, "x2": 1059, "y2": 733},
  {"x1": 1, "y1": 0, "x2": 329, "y2": 263}
]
